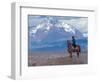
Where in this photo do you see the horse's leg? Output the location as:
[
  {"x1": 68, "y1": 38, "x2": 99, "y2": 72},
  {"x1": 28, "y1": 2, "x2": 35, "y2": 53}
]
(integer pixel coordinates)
[
  {"x1": 77, "y1": 52, "x2": 79, "y2": 58},
  {"x1": 77, "y1": 52, "x2": 80, "y2": 64},
  {"x1": 76, "y1": 46, "x2": 80, "y2": 58},
  {"x1": 69, "y1": 52, "x2": 72, "y2": 58}
]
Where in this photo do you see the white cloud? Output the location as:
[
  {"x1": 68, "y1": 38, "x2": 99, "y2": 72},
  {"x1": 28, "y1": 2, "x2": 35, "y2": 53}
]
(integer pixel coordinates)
[
  {"x1": 59, "y1": 18, "x2": 88, "y2": 34},
  {"x1": 83, "y1": 33, "x2": 88, "y2": 37}
]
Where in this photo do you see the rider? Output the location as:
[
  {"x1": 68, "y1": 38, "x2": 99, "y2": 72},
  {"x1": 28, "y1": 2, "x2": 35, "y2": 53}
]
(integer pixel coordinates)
[{"x1": 72, "y1": 36, "x2": 76, "y2": 48}]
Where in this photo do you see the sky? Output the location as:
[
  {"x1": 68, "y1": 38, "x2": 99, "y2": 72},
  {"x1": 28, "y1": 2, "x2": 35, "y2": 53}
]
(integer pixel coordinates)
[{"x1": 28, "y1": 15, "x2": 88, "y2": 37}]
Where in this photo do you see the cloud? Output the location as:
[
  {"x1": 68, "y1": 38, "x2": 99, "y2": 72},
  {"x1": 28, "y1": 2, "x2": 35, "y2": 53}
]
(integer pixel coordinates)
[
  {"x1": 28, "y1": 16, "x2": 88, "y2": 38},
  {"x1": 59, "y1": 17, "x2": 88, "y2": 34},
  {"x1": 29, "y1": 16, "x2": 54, "y2": 35},
  {"x1": 28, "y1": 16, "x2": 46, "y2": 27}
]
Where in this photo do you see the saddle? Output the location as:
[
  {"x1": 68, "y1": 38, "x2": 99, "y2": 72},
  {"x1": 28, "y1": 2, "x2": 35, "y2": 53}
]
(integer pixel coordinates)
[{"x1": 72, "y1": 46, "x2": 79, "y2": 52}]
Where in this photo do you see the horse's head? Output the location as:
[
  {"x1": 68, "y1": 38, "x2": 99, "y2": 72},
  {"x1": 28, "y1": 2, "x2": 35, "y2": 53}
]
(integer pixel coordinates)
[
  {"x1": 67, "y1": 40, "x2": 71, "y2": 46},
  {"x1": 67, "y1": 40, "x2": 70, "y2": 43}
]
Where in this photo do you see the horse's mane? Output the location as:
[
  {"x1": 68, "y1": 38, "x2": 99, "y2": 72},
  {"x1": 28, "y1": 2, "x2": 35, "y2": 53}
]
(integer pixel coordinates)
[{"x1": 67, "y1": 40, "x2": 72, "y2": 48}]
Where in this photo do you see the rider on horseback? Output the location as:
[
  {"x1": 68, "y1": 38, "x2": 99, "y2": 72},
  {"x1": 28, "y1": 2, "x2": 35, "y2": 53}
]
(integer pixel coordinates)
[
  {"x1": 72, "y1": 36, "x2": 76, "y2": 48},
  {"x1": 67, "y1": 36, "x2": 81, "y2": 58}
]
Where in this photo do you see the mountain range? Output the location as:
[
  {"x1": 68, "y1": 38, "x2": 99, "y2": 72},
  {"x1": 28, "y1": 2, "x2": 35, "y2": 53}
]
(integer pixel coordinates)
[{"x1": 28, "y1": 17, "x2": 88, "y2": 52}]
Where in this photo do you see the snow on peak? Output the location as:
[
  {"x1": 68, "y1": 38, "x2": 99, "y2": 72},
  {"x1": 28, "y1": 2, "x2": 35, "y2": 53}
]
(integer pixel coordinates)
[
  {"x1": 61, "y1": 22, "x2": 75, "y2": 34},
  {"x1": 30, "y1": 21, "x2": 76, "y2": 37},
  {"x1": 30, "y1": 20, "x2": 52, "y2": 34}
]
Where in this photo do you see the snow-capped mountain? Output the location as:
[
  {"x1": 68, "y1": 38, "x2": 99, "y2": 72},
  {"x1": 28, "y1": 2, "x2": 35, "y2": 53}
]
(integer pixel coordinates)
[
  {"x1": 29, "y1": 18, "x2": 85, "y2": 43},
  {"x1": 28, "y1": 16, "x2": 88, "y2": 52}
]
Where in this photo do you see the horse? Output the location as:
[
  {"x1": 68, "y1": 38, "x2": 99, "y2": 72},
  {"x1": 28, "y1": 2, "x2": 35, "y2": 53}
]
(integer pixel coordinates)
[{"x1": 67, "y1": 40, "x2": 81, "y2": 58}]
